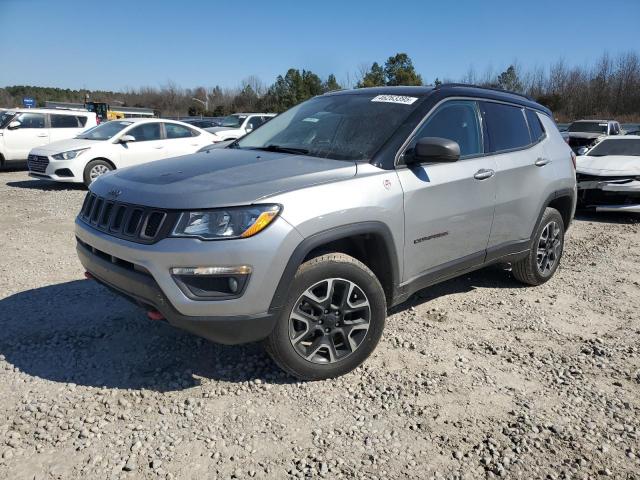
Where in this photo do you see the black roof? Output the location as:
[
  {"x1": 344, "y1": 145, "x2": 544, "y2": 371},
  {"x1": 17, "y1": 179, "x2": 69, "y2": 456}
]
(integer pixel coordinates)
[{"x1": 325, "y1": 84, "x2": 552, "y2": 116}]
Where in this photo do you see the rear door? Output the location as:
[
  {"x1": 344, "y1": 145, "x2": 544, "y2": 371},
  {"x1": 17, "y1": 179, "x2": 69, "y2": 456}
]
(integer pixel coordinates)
[
  {"x1": 162, "y1": 122, "x2": 206, "y2": 158},
  {"x1": 117, "y1": 122, "x2": 166, "y2": 168},
  {"x1": 396, "y1": 99, "x2": 497, "y2": 283},
  {"x1": 2, "y1": 112, "x2": 48, "y2": 160},
  {"x1": 49, "y1": 113, "x2": 86, "y2": 143},
  {"x1": 482, "y1": 102, "x2": 556, "y2": 255}
]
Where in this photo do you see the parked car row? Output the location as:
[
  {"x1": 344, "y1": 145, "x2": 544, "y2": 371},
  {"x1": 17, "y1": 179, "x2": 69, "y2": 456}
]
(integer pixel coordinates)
[{"x1": 0, "y1": 107, "x2": 276, "y2": 186}]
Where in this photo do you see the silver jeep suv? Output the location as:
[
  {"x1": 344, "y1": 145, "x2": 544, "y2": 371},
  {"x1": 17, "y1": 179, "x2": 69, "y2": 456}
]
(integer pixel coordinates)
[{"x1": 75, "y1": 85, "x2": 577, "y2": 380}]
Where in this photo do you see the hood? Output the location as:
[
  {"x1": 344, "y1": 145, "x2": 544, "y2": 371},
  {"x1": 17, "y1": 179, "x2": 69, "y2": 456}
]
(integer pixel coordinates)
[
  {"x1": 33, "y1": 138, "x2": 101, "y2": 153},
  {"x1": 90, "y1": 148, "x2": 357, "y2": 209},
  {"x1": 576, "y1": 155, "x2": 640, "y2": 176},
  {"x1": 563, "y1": 132, "x2": 604, "y2": 140}
]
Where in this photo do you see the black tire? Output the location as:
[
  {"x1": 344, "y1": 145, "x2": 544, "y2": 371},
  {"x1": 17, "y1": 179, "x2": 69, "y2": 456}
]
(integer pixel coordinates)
[
  {"x1": 0, "y1": 154, "x2": 5, "y2": 170},
  {"x1": 83, "y1": 159, "x2": 113, "y2": 187},
  {"x1": 264, "y1": 252, "x2": 386, "y2": 381},
  {"x1": 512, "y1": 207, "x2": 565, "y2": 285}
]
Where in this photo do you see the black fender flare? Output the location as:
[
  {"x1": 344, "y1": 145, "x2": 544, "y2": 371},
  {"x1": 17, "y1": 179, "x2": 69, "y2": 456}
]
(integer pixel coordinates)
[
  {"x1": 268, "y1": 221, "x2": 401, "y2": 313},
  {"x1": 530, "y1": 187, "x2": 576, "y2": 240}
]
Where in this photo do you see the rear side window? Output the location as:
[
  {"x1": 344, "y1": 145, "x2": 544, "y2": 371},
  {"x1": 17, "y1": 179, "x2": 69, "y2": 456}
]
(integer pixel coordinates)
[
  {"x1": 410, "y1": 100, "x2": 483, "y2": 158},
  {"x1": 526, "y1": 109, "x2": 545, "y2": 143},
  {"x1": 128, "y1": 123, "x2": 162, "y2": 141},
  {"x1": 481, "y1": 102, "x2": 531, "y2": 153},
  {"x1": 165, "y1": 123, "x2": 196, "y2": 138},
  {"x1": 51, "y1": 114, "x2": 82, "y2": 128}
]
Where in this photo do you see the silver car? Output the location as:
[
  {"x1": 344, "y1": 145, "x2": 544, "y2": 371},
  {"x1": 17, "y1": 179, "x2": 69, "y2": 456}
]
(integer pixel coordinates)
[{"x1": 75, "y1": 85, "x2": 577, "y2": 380}]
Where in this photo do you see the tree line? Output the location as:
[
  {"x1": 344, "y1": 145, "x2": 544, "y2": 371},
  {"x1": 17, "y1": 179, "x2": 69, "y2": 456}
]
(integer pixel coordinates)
[{"x1": 1, "y1": 51, "x2": 639, "y2": 121}]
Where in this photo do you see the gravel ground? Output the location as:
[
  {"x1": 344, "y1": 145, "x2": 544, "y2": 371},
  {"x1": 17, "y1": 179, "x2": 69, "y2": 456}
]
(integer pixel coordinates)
[{"x1": 1, "y1": 169, "x2": 639, "y2": 480}]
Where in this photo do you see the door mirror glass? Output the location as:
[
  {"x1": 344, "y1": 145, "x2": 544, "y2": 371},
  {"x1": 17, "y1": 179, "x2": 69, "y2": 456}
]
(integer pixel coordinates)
[
  {"x1": 577, "y1": 146, "x2": 589, "y2": 156},
  {"x1": 8, "y1": 120, "x2": 21, "y2": 130},
  {"x1": 120, "y1": 134, "x2": 136, "y2": 143},
  {"x1": 406, "y1": 137, "x2": 460, "y2": 165}
]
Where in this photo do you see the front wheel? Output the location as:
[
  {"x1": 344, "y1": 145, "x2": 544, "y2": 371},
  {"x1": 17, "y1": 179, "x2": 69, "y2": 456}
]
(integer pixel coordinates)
[
  {"x1": 511, "y1": 207, "x2": 565, "y2": 285},
  {"x1": 83, "y1": 159, "x2": 113, "y2": 187},
  {"x1": 264, "y1": 252, "x2": 386, "y2": 381}
]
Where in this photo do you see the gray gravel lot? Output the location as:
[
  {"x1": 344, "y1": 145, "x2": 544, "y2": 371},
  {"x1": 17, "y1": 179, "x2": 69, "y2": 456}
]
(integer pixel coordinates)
[{"x1": 0, "y1": 169, "x2": 639, "y2": 479}]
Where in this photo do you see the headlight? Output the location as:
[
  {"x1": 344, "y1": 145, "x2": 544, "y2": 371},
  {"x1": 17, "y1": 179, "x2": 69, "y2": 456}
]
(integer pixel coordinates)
[
  {"x1": 171, "y1": 205, "x2": 281, "y2": 240},
  {"x1": 52, "y1": 148, "x2": 89, "y2": 160}
]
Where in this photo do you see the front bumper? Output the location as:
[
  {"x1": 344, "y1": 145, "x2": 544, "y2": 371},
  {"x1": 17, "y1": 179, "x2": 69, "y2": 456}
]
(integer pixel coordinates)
[
  {"x1": 75, "y1": 216, "x2": 303, "y2": 344},
  {"x1": 77, "y1": 240, "x2": 278, "y2": 344},
  {"x1": 28, "y1": 153, "x2": 84, "y2": 183},
  {"x1": 577, "y1": 178, "x2": 640, "y2": 213}
]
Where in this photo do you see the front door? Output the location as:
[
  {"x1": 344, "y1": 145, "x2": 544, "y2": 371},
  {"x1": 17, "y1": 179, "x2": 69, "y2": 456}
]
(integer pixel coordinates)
[
  {"x1": 396, "y1": 99, "x2": 497, "y2": 284},
  {"x1": 3, "y1": 112, "x2": 48, "y2": 160},
  {"x1": 118, "y1": 122, "x2": 166, "y2": 168}
]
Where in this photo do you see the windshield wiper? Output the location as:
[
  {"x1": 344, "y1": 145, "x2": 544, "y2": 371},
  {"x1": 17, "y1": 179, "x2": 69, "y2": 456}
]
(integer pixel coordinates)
[{"x1": 255, "y1": 144, "x2": 310, "y2": 155}]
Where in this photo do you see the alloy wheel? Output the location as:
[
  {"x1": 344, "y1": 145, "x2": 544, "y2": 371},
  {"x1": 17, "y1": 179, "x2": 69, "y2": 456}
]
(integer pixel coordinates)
[
  {"x1": 89, "y1": 164, "x2": 110, "y2": 182},
  {"x1": 536, "y1": 220, "x2": 562, "y2": 275},
  {"x1": 289, "y1": 278, "x2": 371, "y2": 364}
]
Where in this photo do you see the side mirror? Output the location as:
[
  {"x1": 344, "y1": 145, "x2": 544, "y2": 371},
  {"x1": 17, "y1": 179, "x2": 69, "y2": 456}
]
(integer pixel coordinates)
[
  {"x1": 405, "y1": 137, "x2": 460, "y2": 165},
  {"x1": 577, "y1": 146, "x2": 589, "y2": 156},
  {"x1": 8, "y1": 120, "x2": 21, "y2": 130},
  {"x1": 245, "y1": 126, "x2": 253, "y2": 133},
  {"x1": 119, "y1": 134, "x2": 136, "y2": 143}
]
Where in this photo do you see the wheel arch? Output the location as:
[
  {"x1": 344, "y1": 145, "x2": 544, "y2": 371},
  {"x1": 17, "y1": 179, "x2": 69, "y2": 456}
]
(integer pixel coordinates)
[
  {"x1": 269, "y1": 222, "x2": 401, "y2": 313},
  {"x1": 531, "y1": 188, "x2": 575, "y2": 239},
  {"x1": 86, "y1": 157, "x2": 117, "y2": 170}
]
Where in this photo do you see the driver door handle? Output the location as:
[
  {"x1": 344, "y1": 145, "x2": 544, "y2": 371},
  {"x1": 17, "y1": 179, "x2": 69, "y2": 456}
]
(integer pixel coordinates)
[
  {"x1": 37, "y1": 134, "x2": 48, "y2": 138},
  {"x1": 474, "y1": 168, "x2": 495, "y2": 180},
  {"x1": 535, "y1": 157, "x2": 551, "y2": 167}
]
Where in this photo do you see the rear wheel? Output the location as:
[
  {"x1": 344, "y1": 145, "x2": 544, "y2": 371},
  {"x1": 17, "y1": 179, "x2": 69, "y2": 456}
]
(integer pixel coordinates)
[
  {"x1": 83, "y1": 159, "x2": 113, "y2": 187},
  {"x1": 265, "y1": 252, "x2": 386, "y2": 380},
  {"x1": 512, "y1": 207, "x2": 565, "y2": 285}
]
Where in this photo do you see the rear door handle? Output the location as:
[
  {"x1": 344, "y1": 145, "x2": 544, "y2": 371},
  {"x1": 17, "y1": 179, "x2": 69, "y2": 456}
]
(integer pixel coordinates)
[
  {"x1": 153, "y1": 146, "x2": 164, "y2": 149},
  {"x1": 474, "y1": 168, "x2": 495, "y2": 180},
  {"x1": 37, "y1": 134, "x2": 48, "y2": 138},
  {"x1": 535, "y1": 157, "x2": 551, "y2": 167}
]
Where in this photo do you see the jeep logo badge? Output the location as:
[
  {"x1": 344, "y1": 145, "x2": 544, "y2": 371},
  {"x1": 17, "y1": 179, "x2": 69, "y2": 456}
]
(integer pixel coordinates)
[{"x1": 107, "y1": 189, "x2": 122, "y2": 198}]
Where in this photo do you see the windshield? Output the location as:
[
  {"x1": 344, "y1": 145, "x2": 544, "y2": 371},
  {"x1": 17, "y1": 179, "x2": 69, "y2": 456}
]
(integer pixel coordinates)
[
  {"x1": 0, "y1": 111, "x2": 16, "y2": 129},
  {"x1": 220, "y1": 115, "x2": 246, "y2": 128},
  {"x1": 76, "y1": 120, "x2": 132, "y2": 140},
  {"x1": 588, "y1": 138, "x2": 640, "y2": 157},
  {"x1": 236, "y1": 94, "x2": 423, "y2": 161},
  {"x1": 568, "y1": 121, "x2": 608, "y2": 134}
]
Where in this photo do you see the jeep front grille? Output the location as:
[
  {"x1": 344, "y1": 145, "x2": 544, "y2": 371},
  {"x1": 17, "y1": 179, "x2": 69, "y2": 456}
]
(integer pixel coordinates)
[{"x1": 78, "y1": 192, "x2": 176, "y2": 244}]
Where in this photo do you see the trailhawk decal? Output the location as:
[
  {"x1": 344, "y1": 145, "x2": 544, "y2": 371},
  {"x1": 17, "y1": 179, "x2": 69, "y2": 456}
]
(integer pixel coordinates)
[
  {"x1": 371, "y1": 95, "x2": 418, "y2": 105},
  {"x1": 414, "y1": 231, "x2": 449, "y2": 244}
]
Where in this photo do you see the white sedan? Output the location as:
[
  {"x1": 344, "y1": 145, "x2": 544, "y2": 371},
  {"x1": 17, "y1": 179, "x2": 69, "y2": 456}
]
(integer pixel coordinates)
[
  {"x1": 576, "y1": 136, "x2": 640, "y2": 213},
  {"x1": 27, "y1": 118, "x2": 217, "y2": 186}
]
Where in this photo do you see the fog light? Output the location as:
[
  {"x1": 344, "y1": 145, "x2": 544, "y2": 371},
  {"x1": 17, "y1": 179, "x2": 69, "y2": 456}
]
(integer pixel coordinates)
[{"x1": 170, "y1": 266, "x2": 251, "y2": 299}]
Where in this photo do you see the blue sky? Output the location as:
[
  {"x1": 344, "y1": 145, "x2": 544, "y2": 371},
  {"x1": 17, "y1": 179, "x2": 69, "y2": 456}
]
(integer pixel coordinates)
[{"x1": 1, "y1": 0, "x2": 638, "y2": 91}]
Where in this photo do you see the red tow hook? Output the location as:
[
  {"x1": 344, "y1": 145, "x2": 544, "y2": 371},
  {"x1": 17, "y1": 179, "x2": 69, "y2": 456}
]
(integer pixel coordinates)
[
  {"x1": 84, "y1": 271, "x2": 94, "y2": 280},
  {"x1": 147, "y1": 310, "x2": 165, "y2": 321}
]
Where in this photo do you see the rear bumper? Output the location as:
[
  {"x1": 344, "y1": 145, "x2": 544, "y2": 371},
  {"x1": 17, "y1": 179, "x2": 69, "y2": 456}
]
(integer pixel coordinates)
[{"x1": 76, "y1": 239, "x2": 280, "y2": 345}]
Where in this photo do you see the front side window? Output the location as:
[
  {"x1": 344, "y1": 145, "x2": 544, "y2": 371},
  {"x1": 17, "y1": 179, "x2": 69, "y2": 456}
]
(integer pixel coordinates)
[
  {"x1": 408, "y1": 100, "x2": 483, "y2": 158},
  {"x1": 128, "y1": 123, "x2": 162, "y2": 141},
  {"x1": 14, "y1": 113, "x2": 45, "y2": 129},
  {"x1": 482, "y1": 102, "x2": 531, "y2": 152},
  {"x1": 51, "y1": 114, "x2": 81, "y2": 128},
  {"x1": 526, "y1": 109, "x2": 546, "y2": 143},
  {"x1": 165, "y1": 123, "x2": 196, "y2": 139},
  {"x1": 76, "y1": 121, "x2": 132, "y2": 140},
  {"x1": 236, "y1": 94, "x2": 423, "y2": 161},
  {"x1": 247, "y1": 116, "x2": 264, "y2": 130}
]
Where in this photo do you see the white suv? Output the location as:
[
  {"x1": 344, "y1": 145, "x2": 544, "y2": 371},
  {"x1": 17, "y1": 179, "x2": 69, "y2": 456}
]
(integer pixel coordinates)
[
  {"x1": 0, "y1": 108, "x2": 98, "y2": 168},
  {"x1": 28, "y1": 118, "x2": 217, "y2": 186},
  {"x1": 205, "y1": 113, "x2": 276, "y2": 142}
]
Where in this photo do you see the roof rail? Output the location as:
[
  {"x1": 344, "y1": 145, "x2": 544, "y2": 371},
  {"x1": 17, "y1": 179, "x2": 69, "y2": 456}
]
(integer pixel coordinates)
[{"x1": 435, "y1": 83, "x2": 534, "y2": 101}]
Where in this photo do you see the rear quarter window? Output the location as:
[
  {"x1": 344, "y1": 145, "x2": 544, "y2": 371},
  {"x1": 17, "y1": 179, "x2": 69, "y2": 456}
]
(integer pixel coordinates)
[
  {"x1": 526, "y1": 109, "x2": 545, "y2": 143},
  {"x1": 481, "y1": 102, "x2": 531, "y2": 153}
]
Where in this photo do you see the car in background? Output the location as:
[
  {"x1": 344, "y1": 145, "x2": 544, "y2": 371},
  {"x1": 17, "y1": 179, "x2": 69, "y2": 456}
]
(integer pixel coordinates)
[
  {"x1": 0, "y1": 108, "x2": 98, "y2": 169},
  {"x1": 563, "y1": 119, "x2": 623, "y2": 154},
  {"x1": 28, "y1": 118, "x2": 217, "y2": 186},
  {"x1": 576, "y1": 136, "x2": 640, "y2": 213},
  {"x1": 205, "y1": 113, "x2": 276, "y2": 142},
  {"x1": 625, "y1": 129, "x2": 640, "y2": 136},
  {"x1": 181, "y1": 118, "x2": 223, "y2": 129}
]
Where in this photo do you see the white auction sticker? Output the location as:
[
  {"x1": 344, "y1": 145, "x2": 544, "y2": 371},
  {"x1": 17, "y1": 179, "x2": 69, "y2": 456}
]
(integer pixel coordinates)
[{"x1": 371, "y1": 94, "x2": 418, "y2": 105}]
